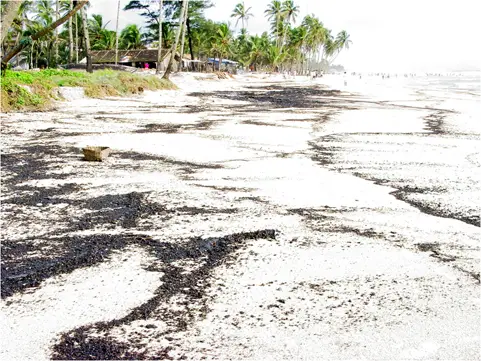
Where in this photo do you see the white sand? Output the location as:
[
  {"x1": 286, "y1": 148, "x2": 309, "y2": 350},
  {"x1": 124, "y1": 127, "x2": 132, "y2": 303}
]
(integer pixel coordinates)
[
  {"x1": 1, "y1": 72, "x2": 479, "y2": 360},
  {"x1": 1, "y1": 248, "x2": 162, "y2": 360}
]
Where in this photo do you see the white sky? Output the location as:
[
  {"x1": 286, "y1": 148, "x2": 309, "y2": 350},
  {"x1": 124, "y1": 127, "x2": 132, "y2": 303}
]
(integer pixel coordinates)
[{"x1": 90, "y1": 0, "x2": 481, "y2": 72}]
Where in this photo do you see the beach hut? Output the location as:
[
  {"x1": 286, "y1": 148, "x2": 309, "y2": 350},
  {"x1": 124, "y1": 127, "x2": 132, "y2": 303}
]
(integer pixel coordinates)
[
  {"x1": 207, "y1": 58, "x2": 238, "y2": 72},
  {"x1": 77, "y1": 49, "x2": 179, "y2": 70}
]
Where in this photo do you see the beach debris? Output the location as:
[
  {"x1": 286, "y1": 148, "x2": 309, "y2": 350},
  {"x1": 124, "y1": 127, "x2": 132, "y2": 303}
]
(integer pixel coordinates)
[
  {"x1": 215, "y1": 72, "x2": 234, "y2": 80},
  {"x1": 82, "y1": 146, "x2": 111, "y2": 161}
]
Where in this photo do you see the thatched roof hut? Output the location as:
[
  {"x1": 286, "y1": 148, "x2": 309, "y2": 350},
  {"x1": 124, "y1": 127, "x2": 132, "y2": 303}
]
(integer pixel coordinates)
[{"x1": 88, "y1": 49, "x2": 178, "y2": 64}]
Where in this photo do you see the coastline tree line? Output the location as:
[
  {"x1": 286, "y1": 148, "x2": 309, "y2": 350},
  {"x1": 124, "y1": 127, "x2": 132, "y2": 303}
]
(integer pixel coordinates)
[{"x1": 1, "y1": 0, "x2": 351, "y2": 78}]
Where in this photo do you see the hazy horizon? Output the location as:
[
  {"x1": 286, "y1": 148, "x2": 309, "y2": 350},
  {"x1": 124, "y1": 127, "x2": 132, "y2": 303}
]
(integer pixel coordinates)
[{"x1": 90, "y1": 0, "x2": 480, "y2": 73}]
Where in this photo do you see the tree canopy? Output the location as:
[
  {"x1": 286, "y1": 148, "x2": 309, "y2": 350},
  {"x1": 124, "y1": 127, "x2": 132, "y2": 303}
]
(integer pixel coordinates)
[{"x1": 1, "y1": 0, "x2": 351, "y2": 73}]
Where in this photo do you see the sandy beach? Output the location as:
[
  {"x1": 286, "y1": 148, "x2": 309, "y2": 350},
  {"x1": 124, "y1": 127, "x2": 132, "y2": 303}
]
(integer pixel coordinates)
[{"x1": 1, "y1": 72, "x2": 480, "y2": 360}]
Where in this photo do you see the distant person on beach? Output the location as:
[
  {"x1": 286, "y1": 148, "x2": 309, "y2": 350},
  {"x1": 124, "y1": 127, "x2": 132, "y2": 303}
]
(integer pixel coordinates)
[{"x1": 144, "y1": 63, "x2": 149, "y2": 70}]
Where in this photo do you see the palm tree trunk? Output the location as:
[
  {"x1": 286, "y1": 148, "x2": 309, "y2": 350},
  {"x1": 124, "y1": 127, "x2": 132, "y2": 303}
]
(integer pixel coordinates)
[
  {"x1": 75, "y1": 13, "x2": 79, "y2": 63},
  {"x1": 186, "y1": 17, "x2": 194, "y2": 62},
  {"x1": 280, "y1": 15, "x2": 290, "y2": 53},
  {"x1": 156, "y1": 0, "x2": 163, "y2": 74},
  {"x1": 54, "y1": 0, "x2": 59, "y2": 66},
  {"x1": 178, "y1": 0, "x2": 189, "y2": 72},
  {"x1": 80, "y1": 7, "x2": 92, "y2": 73},
  {"x1": 14, "y1": 32, "x2": 21, "y2": 67},
  {"x1": 329, "y1": 50, "x2": 341, "y2": 66},
  {"x1": 0, "y1": 1, "x2": 22, "y2": 44},
  {"x1": 2, "y1": 1, "x2": 88, "y2": 68},
  {"x1": 115, "y1": 0, "x2": 120, "y2": 65},
  {"x1": 68, "y1": 0, "x2": 73, "y2": 63},
  {"x1": 162, "y1": 0, "x2": 187, "y2": 80},
  {"x1": 30, "y1": 42, "x2": 34, "y2": 69}
]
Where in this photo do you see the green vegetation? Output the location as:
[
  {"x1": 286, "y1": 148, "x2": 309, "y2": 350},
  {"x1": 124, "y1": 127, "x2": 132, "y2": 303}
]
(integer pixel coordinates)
[
  {"x1": 0, "y1": 69, "x2": 175, "y2": 112},
  {"x1": 1, "y1": 0, "x2": 351, "y2": 74}
]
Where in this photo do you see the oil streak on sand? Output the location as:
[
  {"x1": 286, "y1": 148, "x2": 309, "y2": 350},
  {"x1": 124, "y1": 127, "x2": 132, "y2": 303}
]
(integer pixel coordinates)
[{"x1": 1, "y1": 72, "x2": 479, "y2": 360}]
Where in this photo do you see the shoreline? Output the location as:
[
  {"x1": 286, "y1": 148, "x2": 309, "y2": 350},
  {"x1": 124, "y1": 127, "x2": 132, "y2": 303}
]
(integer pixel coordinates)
[{"x1": 1, "y1": 73, "x2": 479, "y2": 360}]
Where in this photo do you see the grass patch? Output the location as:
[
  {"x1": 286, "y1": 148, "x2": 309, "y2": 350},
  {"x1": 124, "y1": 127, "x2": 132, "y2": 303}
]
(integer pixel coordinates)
[{"x1": 1, "y1": 69, "x2": 176, "y2": 112}]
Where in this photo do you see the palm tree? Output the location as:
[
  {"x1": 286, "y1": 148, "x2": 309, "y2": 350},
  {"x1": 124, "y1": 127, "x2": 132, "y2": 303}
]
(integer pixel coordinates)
[
  {"x1": 248, "y1": 33, "x2": 269, "y2": 71},
  {"x1": 328, "y1": 30, "x2": 351, "y2": 64},
  {"x1": 34, "y1": 0, "x2": 55, "y2": 66},
  {"x1": 214, "y1": 23, "x2": 232, "y2": 71},
  {"x1": 264, "y1": 0, "x2": 283, "y2": 47},
  {"x1": 335, "y1": 30, "x2": 351, "y2": 51},
  {"x1": 323, "y1": 32, "x2": 336, "y2": 68},
  {"x1": 115, "y1": 0, "x2": 121, "y2": 64},
  {"x1": 89, "y1": 14, "x2": 110, "y2": 36},
  {"x1": 301, "y1": 14, "x2": 327, "y2": 68},
  {"x1": 231, "y1": 2, "x2": 253, "y2": 31},
  {"x1": 162, "y1": 0, "x2": 187, "y2": 80},
  {"x1": 286, "y1": 24, "x2": 306, "y2": 71},
  {"x1": 280, "y1": 0, "x2": 299, "y2": 50},
  {"x1": 0, "y1": 1, "x2": 22, "y2": 44},
  {"x1": 68, "y1": 0, "x2": 73, "y2": 63},
  {"x1": 2, "y1": 0, "x2": 88, "y2": 69},
  {"x1": 91, "y1": 29, "x2": 116, "y2": 50},
  {"x1": 80, "y1": 6, "x2": 92, "y2": 72},
  {"x1": 120, "y1": 24, "x2": 144, "y2": 49},
  {"x1": 266, "y1": 43, "x2": 285, "y2": 70},
  {"x1": 156, "y1": 0, "x2": 163, "y2": 74},
  {"x1": 179, "y1": 0, "x2": 189, "y2": 71},
  {"x1": 8, "y1": 1, "x2": 33, "y2": 67},
  {"x1": 54, "y1": 0, "x2": 59, "y2": 65}
]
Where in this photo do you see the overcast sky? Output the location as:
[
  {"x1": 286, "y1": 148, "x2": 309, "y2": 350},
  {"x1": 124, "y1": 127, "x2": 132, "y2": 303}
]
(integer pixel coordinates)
[{"x1": 90, "y1": 0, "x2": 480, "y2": 72}]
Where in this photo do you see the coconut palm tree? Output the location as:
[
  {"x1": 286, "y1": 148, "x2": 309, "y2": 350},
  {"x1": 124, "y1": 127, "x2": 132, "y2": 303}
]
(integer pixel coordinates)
[
  {"x1": 80, "y1": 6, "x2": 92, "y2": 72},
  {"x1": 68, "y1": 0, "x2": 73, "y2": 62},
  {"x1": 2, "y1": 0, "x2": 88, "y2": 69},
  {"x1": 214, "y1": 22, "x2": 232, "y2": 71},
  {"x1": 162, "y1": 0, "x2": 187, "y2": 80},
  {"x1": 89, "y1": 14, "x2": 110, "y2": 36},
  {"x1": 264, "y1": 0, "x2": 283, "y2": 47},
  {"x1": 120, "y1": 24, "x2": 144, "y2": 49},
  {"x1": 0, "y1": 1, "x2": 22, "y2": 44},
  {"x1": 280, "y1": 0, "x2": 298, "y2": 50},
  {"x1": 179, "y1": 0, "x2": 189, "y2": 71},
  {"x1": 115, "y1": 0, "x2": 121, "y2": 64},
  {"x1": 328, "y1": 30, "x2": 351, "y2": 64},
  {"x1": 54, "y1": 0, "x2": 59, "y2": 65},
  {"x1": 301, "y1": 14, "x2": 327, "y2": 68},
  {"x1": 231, "y1": 2, "x2": 253, "y2": 32},
  {"x1": 91, "y1": 29, "x2": 116, "y2": 50},
  {"x1": 8, "y1": 1, "x2": 33, "y2": 67},
  {"x1": 335, "y1": 30, "x2": 351, "y2": 51},
  {"x1": 156, "y1": 0, "x2": 163, "y2": 73}
]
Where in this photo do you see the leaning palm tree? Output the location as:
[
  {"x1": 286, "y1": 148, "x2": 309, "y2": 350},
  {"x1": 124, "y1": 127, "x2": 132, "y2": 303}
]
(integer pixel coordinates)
[
  {"x1": 2, "y1": 0, "x2": 88, "y2": 69},
  {"x1": 0, "y1": 1, "x2": 22, "y2": 44},
  {"x1": 231, "y1": 1, "x2": 253, "y2": 31},
  {"x1": 162, "y1": 0, "x2": 187, "y2": 80},
  {"x1": 335, "y1": 30, "x2": 351, "y2": 51},
  {"x1": 327, "y1": 30, "x2": 351, "y2": 65}
]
